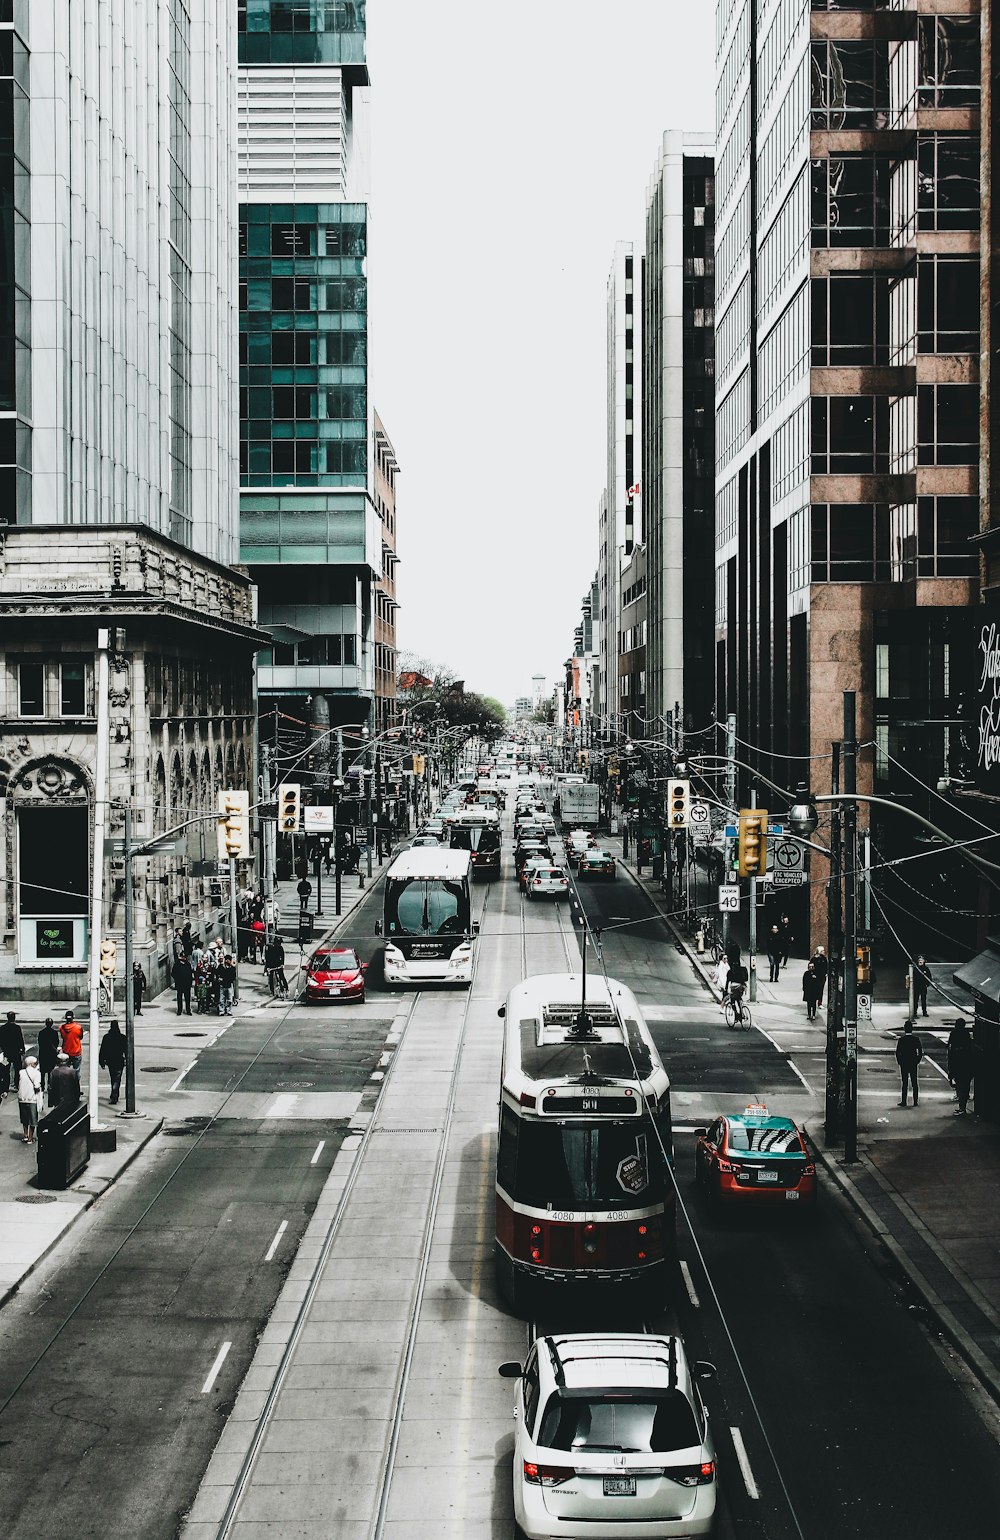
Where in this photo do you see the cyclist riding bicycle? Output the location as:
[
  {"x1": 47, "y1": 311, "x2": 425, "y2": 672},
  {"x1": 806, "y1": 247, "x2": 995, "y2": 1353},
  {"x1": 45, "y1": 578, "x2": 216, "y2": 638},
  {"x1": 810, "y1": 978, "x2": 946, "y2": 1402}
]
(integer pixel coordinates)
[
  {"x1": 723, "y1": 957, "x2": 749, "y2": 1015},
  {"x1": 263, "y1": 936, "x2": 288, "y2": 998}
]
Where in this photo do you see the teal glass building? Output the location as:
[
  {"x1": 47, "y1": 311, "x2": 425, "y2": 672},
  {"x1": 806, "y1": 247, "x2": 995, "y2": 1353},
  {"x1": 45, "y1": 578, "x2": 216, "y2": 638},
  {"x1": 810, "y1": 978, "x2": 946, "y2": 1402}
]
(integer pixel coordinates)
[{"x1": 238, "y1": 2, "x2": 381, "y2": 724}]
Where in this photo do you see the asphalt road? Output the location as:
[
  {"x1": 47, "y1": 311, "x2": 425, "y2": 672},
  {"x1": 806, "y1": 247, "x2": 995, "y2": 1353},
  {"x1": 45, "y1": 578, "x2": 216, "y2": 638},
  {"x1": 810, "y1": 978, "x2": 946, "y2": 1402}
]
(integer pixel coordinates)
[
  {"x1": 571, "y1": 852, "x2": 1000, "y2": 1538},
  {"x1": 0, "y1": 908, "x2": 397, "y2": 1540}
]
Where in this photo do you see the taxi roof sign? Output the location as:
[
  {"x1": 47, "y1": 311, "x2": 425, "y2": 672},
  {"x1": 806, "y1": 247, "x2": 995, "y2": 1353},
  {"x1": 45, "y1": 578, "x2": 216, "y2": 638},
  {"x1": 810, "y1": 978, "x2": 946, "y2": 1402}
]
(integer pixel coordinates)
[{"x1": 743, "y1": 1101, "x2": 769, "y2": 1119}]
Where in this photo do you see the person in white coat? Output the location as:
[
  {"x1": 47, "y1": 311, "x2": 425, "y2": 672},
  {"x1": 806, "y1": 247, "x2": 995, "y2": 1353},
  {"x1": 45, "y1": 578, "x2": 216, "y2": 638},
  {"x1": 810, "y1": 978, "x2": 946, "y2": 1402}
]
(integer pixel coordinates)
[{"x1": 17, "y1": 1054, "x2": 42, "y2": 1144}]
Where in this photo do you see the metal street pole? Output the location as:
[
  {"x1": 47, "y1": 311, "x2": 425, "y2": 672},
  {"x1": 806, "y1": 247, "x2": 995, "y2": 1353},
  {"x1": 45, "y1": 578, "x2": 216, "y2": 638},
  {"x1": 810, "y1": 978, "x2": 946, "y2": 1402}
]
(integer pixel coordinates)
[
  {"x1": 333, "y1": 783, "x2": 342, "y2": 916},
  {"x1": 843, "y1": 691, "x2": 859, "y2": 1163},
  {"x1": 88, "y1": 627, "x2": 111, "y2": 1124},
  {"x1": 123, "y1": 804, "x2": 137, "y2": 1115},
  {"x1": 365, "y1": 766, "x2": 373, "y2": 878},
  {"x1": 723, "y1": 712, "x2": 736, "y2": 952},
  {"x1": 229, "y1": 854, "x2": 239, "y2": 1002},
  {"x1": 749, "y1": 788, "x2": 758, "y2": 1003},
  {"x1": 825, "y1": 743, "x2": 843, "y2": 1144}
]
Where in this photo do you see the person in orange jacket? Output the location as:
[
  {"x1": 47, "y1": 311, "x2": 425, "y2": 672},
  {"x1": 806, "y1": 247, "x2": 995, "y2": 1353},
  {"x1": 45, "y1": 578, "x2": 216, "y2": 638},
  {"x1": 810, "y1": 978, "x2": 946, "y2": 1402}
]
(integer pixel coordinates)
[{"x1": 59, "y1": 1010, "x2": 84, "y2": 1079}]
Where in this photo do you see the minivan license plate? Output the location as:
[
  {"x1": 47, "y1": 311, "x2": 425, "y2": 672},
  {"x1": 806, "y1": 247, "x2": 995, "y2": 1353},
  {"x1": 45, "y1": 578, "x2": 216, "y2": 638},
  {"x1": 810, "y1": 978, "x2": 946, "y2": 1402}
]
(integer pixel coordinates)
[{"x1": 603, "y1": 1477, "x2": 636, "y2": 1496}]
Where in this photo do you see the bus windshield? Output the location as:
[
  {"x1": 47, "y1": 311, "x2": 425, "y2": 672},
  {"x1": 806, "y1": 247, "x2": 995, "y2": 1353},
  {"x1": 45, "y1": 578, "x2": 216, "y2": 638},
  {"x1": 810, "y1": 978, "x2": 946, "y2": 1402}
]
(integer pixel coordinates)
[
  {"x1": 388, "y1": 878, "x2": 468, "y2": 937},
  {"x1": 510, "y1": 1121, "x2": 667, "y2": 1210}
]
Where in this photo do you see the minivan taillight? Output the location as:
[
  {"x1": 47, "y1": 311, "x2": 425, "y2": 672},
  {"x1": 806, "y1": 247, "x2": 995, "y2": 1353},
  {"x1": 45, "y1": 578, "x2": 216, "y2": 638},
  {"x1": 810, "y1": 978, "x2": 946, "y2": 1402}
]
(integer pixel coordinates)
[
  {"x1": 523, "y1": 1461, "x2": 573, "y2": 1486},
  {"x1": 671, "y1": 1461, "x2": 715, "y2": 1486}
]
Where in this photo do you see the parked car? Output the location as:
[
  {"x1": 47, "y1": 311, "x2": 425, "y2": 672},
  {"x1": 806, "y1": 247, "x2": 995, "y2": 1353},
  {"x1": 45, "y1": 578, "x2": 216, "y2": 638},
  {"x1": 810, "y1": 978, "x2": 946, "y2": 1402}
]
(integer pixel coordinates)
[
  {"x1": 500, "y1": 1333, "x2": 717, "y2": 1539},
  {"x1": 305, "y1": 946, "x2": 367, "y2": 1003}
]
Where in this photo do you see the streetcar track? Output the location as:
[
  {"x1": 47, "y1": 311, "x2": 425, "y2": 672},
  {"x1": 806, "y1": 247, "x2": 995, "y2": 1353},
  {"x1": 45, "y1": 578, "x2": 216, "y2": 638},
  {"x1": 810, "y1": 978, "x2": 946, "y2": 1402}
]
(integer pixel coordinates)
[{"x1": 213, "y1": 881, "x2": 494, "y2": 1540}]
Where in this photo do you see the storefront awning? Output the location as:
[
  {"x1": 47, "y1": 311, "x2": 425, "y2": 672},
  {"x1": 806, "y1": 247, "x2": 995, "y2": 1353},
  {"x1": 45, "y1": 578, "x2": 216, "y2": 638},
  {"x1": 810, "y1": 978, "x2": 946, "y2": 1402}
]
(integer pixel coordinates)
[{"x1": 953, "y1": 950, "x2": 1000, "y2": 1005}]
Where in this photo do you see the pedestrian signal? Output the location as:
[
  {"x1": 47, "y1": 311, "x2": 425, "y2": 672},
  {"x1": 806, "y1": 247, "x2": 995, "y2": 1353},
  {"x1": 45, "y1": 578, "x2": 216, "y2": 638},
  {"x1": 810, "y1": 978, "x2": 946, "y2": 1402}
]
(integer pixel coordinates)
[
  {"x1": 218, "y1": 789, "x2": 250, "y2": 859},
  {"x1": 278, "y1": 783, "x2": 301, "y2": 832},
  {"x1": 667, "y1": 778, "x2": 690, "y2": 829},
  {"x1": 99, "y1": 938, "x2": 117, "y2": 976},
  {"x1": 737, "y1": 809, "x2": 767, "y2": 876},
  {"x1": 856, "y1": 945, "x2": 872, "y2": 988}
]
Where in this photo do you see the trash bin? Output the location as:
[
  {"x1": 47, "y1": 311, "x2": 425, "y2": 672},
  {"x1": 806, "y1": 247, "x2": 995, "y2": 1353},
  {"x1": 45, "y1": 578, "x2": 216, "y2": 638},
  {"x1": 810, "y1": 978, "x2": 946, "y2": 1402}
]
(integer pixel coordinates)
[
  {"x1": 298, "y1": 910, "x2": 315, "y2": 944},
  {"x1": 36, "y1": 1102, "x2": 91, "y2": 1190}
]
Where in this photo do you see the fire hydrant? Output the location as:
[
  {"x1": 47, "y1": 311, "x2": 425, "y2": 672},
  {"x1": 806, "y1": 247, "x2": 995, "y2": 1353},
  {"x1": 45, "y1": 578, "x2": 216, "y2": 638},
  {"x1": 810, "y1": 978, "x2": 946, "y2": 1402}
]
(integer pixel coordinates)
[{"x1": 696, "y1": 927, "x2": 705, "y2": 955}]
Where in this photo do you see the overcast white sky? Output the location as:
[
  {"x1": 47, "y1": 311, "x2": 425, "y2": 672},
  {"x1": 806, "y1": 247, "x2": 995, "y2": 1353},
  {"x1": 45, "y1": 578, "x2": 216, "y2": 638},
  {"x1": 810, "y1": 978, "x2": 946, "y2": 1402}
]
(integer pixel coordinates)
[{"x1": 367, "y1": 1, "x2": 714, "y2": 708}]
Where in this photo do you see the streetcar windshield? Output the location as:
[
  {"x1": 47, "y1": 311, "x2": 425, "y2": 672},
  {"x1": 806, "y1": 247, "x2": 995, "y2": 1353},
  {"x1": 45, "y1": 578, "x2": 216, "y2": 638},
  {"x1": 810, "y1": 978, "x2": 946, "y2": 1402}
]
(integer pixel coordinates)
[
  {"x1": 450, "y1": 825, "x2": 500, "y2": 853},
  {"x1": 510, "y1": 1121, "x2": 667, "y2": 1210},
  {"x1": 387, "y1": 878, "x2": 468, "y2": 936}
]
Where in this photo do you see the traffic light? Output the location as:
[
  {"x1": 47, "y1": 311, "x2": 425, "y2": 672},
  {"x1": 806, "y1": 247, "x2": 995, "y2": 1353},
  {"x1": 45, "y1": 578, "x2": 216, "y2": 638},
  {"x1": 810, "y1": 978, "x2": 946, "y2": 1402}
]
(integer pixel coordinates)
[
  {"x1": 667, "y1": 778, "x2": 690, "y2": 829},
  {"x1": 857, "y1": 945, "x2": 872, "y2": 988},
  {"x1": 412, "y1": 754, "x2": 426, "y2": 777},
  {"x1": 99, "y1": 938, "x2": 117, "y2": 976},
  {"x1": 737, "y1": 808, "x2": 768, "y2": 877},
  {"x1": 217, "y1": 789, "x2": 249, "y2": 859},
  {"x1": 279, "y1": 783, "x2": 301, "y2": 832}
]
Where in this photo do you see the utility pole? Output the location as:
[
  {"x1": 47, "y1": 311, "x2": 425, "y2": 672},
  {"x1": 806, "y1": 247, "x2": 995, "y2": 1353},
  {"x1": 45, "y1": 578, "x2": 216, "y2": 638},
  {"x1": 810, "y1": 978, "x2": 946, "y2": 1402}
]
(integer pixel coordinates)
[
  {"x1": 749, "y1": 788, "x2": 758, "y2": 1003},
  {"x1": 843, "y1": 691, "x2": 859, "y2": 1163},
  {"x1": 825, "y1": 743, "x2": 843, "y2": 1144},
  {"x1": 123, "y1": 804, "x2": 136, "y2": 1115},
  {"x1": 88, "y1": 627, "x2": 111, "y2": 1125},
  {"x1": 261, "y1": 743, "x2": 275, "y2": 942},
  {"x1": 229, "y1": 855, "x2": 239, "y2": 1002},
  {"x1": 723, "y1": 713, "x2": 736, "y2": 952}
]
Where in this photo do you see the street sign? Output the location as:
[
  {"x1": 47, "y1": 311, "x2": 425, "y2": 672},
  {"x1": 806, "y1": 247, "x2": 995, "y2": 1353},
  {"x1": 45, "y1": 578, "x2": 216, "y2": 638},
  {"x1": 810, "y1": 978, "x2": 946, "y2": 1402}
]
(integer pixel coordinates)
[
  {"x1": 770, "y1": 837, "x2": 806, "y2": 887},
  {"x1": 304, "y1": 806, "x2": 334, "y2": 832},
  {"x1": 718, "y1": 885, "x2": 741, "y2": 913},
  {"x1": 725, "y1": 825, "x2": 737, "y2": 838},
  {"x1": 857, "y1": 993, "x2": 872, "y2": 1022},
  {"x1": 689, "y1": 801, "x2": 710, "y2": 826},
  {"x1": 104, "y1": 837, "x2": 184, "y2": 856}
]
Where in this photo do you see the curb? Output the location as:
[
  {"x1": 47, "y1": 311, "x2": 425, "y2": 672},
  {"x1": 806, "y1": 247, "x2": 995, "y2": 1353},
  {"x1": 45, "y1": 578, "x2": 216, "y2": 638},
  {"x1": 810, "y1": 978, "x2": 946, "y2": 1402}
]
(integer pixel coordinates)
[
  {"x1": 0, "y1": 1114, "x2": 164, "y2": 1312},
  {"x1": 813, "y1": 1142, "x2": 1000, "y2": 1407}
]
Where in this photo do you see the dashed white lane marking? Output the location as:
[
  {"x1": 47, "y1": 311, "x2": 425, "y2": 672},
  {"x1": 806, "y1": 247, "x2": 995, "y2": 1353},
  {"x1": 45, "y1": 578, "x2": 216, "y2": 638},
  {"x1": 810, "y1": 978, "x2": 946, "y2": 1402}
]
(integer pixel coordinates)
[
  {"x1": 264, "y1": 1220, "x2": 288, "y2": 1262},
  {"x1": 168, "y1": 1060, "x2": 196, "y2": 1092},
  {"x1": 679, "y1": 1260, "x2": 700, "y2": 1308},
  {"x1": 785, "y1": 1058, "x2": 813, "y2": 1092},
  {"x1": 201, "y1": 1340, "x2": 232, "y2": 1394},
  {"x1": 730, "y1": 1425, "x2": 760, "y2": 1499},
  {"x1": 310, "y1": 1140, "x2": 325, "y2": 1165}
]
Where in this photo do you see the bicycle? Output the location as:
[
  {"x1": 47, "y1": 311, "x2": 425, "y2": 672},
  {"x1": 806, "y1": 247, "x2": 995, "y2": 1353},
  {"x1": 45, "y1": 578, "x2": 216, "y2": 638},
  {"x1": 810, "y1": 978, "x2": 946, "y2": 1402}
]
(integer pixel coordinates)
[
  {"x1": 702, "y1": 918, "x2": 725, "y2": 964},
  {"x1": 724, "y1": 987, "x2": 752, "y2": 1032},
  {"x1": 267, "y1": 967, "x2": 289, "y2": 1000}
]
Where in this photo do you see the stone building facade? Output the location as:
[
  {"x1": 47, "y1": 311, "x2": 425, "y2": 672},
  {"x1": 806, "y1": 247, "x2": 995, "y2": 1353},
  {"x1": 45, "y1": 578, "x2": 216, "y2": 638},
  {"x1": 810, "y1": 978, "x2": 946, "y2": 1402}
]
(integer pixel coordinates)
[{"x1": 0, "y1": 526, "x2": 262, "y2": 1000}]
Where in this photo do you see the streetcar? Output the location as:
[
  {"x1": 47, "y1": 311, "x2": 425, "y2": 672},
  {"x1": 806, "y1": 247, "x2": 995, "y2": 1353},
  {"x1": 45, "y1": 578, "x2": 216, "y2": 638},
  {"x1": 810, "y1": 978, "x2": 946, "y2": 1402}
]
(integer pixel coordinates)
[
  {"x1": 377, "y1": 848, "x2": 477, "y2": 986},
  {"x1": 448, "y1": 806, "x2": 502, "y2": 877},
  {"x1": 495, "y1": 972, "x2": 674, "y2": 1311}
]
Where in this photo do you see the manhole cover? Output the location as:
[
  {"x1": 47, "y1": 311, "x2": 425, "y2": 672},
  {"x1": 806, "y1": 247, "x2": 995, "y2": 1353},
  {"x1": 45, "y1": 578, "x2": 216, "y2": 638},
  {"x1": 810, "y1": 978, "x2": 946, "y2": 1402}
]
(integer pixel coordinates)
[
  {"x1": 17, "y1": 1193, "x2": 58, "y2": 1204},
  {"x1": 142, "y1": 1065, "x2": 177, "y2": 1073},
  {"x1": 176, "y1": 1032, "x2": 206, "y2": 1039},
  {"x1": 275, "y1": 1080, "x2": 315, "y2": 1090}
]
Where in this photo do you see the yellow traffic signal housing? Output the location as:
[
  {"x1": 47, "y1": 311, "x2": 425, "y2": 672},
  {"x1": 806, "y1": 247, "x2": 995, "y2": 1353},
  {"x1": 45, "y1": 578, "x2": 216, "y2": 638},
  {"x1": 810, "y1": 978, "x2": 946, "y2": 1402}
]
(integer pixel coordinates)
[
  {"x1": 667, "y1": 778, "x2": 690, "y2": 829},
  {"x1": 737, "y1": 808, "x2": 768, "y2": 876},
  {"x1": 217, "y1": 789, "x2": 250, "y2": 859},
  {"x1": 412, "y1": 754, "x2": 426, "y2": 777},
  {"x1": 99, "y1": 938, "x2": 118, "y2": 976},
  {"x1": 278, "y1": 782, "x2": 301, "y2": 832},
  {"x1": 856, "y1": 945, "x2": 872, "y2": 988}
]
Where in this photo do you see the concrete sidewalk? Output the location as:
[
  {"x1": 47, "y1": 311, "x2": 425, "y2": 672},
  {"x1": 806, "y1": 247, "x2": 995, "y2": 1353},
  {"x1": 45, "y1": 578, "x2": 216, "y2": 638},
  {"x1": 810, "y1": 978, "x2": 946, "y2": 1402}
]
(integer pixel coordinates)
[
  {"x1": 0, "y1": 863, "x2": 379, "y2": 1311},
  {"x1": 609, "y1": 838, "x2": 1000, "y2": 1407}
]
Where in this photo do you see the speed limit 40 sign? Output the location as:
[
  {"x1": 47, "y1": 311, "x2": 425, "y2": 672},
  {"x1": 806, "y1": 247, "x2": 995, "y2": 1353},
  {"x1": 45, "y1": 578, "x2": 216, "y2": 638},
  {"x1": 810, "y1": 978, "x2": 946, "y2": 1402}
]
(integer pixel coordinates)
[{"x1": 718, "y1": 885, "x2": 740, "y2": 912}]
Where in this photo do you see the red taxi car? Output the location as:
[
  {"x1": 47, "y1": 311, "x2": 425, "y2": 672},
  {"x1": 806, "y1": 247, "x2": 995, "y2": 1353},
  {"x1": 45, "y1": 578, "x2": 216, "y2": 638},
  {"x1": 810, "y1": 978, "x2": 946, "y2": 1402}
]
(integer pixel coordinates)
[
  {"x1": 305, "y1": 945, "x2": 367, "y2": 1004},
  {"x1": 694, "y1": 1103, "x2": 816, "y2": 1208}
]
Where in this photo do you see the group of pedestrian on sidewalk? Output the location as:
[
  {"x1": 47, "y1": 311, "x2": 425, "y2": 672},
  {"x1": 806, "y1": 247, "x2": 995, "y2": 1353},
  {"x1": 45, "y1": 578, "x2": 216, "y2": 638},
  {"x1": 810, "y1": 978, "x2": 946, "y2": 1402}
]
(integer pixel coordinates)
[
  {"x1": 0, "y1": 1008, "x2": 132, "y2": 1143},
  {"x1": 894, "y1": 1016, "x2": 977, "y2": 1114},
  {"x1": 171, "y1": 937, "x2": 237, "y2": 1016}
]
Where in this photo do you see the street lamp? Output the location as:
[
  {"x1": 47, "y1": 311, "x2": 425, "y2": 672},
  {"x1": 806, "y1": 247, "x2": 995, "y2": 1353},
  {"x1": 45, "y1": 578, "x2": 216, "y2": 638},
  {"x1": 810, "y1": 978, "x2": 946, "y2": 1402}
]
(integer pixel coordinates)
[
  {"x1": 362, "y1": 766, "x2": 374, "y2": 878},
  {"x1": 331, "y1": 776, "x2": 345, "y2": 915}
]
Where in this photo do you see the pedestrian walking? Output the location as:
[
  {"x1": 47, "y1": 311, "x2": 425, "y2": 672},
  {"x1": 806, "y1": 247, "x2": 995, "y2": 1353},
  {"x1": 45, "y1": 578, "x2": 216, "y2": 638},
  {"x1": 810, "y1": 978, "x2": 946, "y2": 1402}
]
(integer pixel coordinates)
[
  {"x1": 778, "y1": 914, "x2": 793, "y2": 967},
  {"x1": 895, "y1": 1020, "x2": 924, "y2": 1107},
  {"x1": 810, "y1": 946, "x2": 829, "y2": 1004},
  {"x1": 48, "y1": 1051, "x2": 80, "y2": 1109},
  {"x1": 0, "y1": 1010, "x2": 25, "y2": 1076},
  {"x1": 37, "y1": 1017, "x2": 59, "y2": 1092},
  {"x1": 99, "y1": 1019, "x2": 127, "y2": 1104},
  {"x1": 911, "y1": 955, "x2": 931, "y2": 1017},
  {"x1": 17, "y1": 1055, "x2": 42, "y2": 1143},
  {"x1": 766, "y1": 925, "x2": 782, "y2": 983},
  {"x1": 217, "y1": 956, "x2": 237, "y2": 1016},
  {"x1": 947, "y1": 1018, "x2": 976, "y2": 1116},
  {"x1": 802, "y1": 961, "x2": 823, "y2": 1021},
  {"x1": 59, "y1": 1010, "x2": 83, "y2": 1079},
  {"x1": 132, "y1": 961, "x2": 147, "y2": 1017},
  {"x1": 172, "y1": 953, "x2": 193, "y2": 1016}
]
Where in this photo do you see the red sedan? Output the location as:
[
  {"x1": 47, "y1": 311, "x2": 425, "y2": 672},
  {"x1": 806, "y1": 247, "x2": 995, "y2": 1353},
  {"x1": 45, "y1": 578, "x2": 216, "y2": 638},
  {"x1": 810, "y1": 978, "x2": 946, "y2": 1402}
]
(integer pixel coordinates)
[
  {"x1": 305, "y1": 946, "x2": 367, "y2": 1003},
  {"x1": 694, "y1": 1105, "x2": 817, "y2": 1208}
]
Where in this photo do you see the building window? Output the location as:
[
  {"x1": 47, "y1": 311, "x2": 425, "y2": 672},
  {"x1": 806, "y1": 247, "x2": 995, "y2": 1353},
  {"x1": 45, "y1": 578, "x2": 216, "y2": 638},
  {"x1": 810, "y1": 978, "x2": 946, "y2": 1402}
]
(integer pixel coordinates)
[
  {"x1": 811, "y1": 503, "x2": 891, "y2": 582},
  {"x1": 917, "y1": 257, "x2": 979, "y2": 354},
  {"x1": 917, "y1": 385, "x2": 978, "y2": 466},
  {"x1": 917, "y1": 135, "x2": 979, "y2": 232},
  {"x1": 916, "y1": 496, "x2": 978, "y2": 576},
  {"x1": 811, "y1": 155, "x2": 889, "y2": 248},
  {"x1": 812, "y1": 274, "x2": 889, "y2": 366},
  {"x1": 18, "y1": 662, "x2": 44, "y2": 716},
  {"x1": 60, "y1": 663, "x2": 85, "y2": 716},
  {"x1": 810, "y1": 41, "x2": 889, "y2": 132},
  {"x1": 917, "y1": 16, "x2": 980, "y2": 109},
  {"x1": 812, "y1": 397, "x2": 887, "y2": 475}
]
